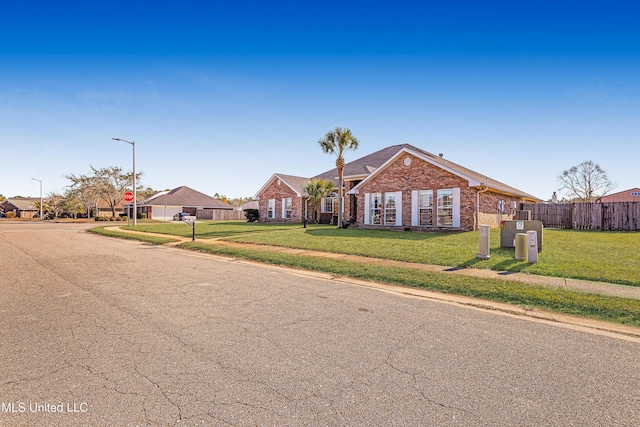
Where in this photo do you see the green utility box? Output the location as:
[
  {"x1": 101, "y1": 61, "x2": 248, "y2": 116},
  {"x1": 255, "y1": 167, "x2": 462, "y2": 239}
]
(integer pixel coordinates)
[{"x1": 500, "y1": 220, "x2": 543, "y2": 252}]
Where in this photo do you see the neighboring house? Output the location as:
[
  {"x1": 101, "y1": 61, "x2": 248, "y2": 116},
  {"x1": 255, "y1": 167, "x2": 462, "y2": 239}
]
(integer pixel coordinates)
[
  {"x1": 127, "y1": 186, "x2": 236, "y2": 220},
  {"x1": 253, "y1": 174, "x2": 309, "y2": 223},
  {"x1": 240, "y1": 200, "x2": 259, "y2": 210},
  {"x1": 254, "y1": 144, "x2": 541, "y2": 231},
  {"x1": 96, "y1": 198, "x2": 126, "y2": 218},
  {"x1": 0, "y1": 197, "x2": 40, "y2": 218},
  {"x1": 598, "y1": 188, "x2": 640, "y2": 203}
]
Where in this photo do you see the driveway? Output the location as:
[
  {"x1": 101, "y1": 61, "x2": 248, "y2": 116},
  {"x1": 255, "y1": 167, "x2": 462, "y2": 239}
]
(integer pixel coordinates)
[{"x1": 1, "y1": 222, "x2": 639, "y2": 426}]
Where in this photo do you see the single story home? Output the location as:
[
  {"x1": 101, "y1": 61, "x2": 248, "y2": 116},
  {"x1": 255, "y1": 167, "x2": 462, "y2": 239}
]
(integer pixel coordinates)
[
  {"x1": 598, "y1": 188, "x2": 640, "y2": 203},
  {"x1": 0, "y1": 197, "x2": 41, "y2": 218},
  {"x1": 127, "y1": 186, "x2": 236, "y2": 221},
  {"x1": 254, "y1": 144, "x2": 541, "y2": 231}
]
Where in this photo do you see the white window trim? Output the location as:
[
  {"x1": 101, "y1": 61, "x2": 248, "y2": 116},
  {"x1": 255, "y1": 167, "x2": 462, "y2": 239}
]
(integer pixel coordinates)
[
  {"x1": 436, "y1": 188, "x2": 460, "y2": 227},
  {"x1": 267, "y1": 199, "x2": 275, "y2": 219},
  {"x1": 364, "y1": 193, "x2": 370, "y2": 224},
  {"x1": 412, "y1": 190, "x2": 434, "y2": 226}
]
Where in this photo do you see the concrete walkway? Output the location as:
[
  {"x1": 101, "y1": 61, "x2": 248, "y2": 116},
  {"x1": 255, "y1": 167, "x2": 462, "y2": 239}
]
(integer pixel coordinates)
[{"x1": 105, "y1": 226, "x2": 640, "y2": 301}]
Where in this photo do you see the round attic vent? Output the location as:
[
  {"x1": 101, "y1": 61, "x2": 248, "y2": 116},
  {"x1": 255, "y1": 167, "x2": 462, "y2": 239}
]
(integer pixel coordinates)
[{"x1": 403, "y1": 157, "x2": 412, "y2": 166}]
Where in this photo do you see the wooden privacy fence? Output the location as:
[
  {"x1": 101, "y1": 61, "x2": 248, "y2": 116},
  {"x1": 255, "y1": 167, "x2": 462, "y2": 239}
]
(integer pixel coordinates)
[
  {"x1": 197, "y1": 208, "x2": 245, "y2": 221},
  {"x1": 521, "y1": 202, "x2": 640, "y2": 231}
]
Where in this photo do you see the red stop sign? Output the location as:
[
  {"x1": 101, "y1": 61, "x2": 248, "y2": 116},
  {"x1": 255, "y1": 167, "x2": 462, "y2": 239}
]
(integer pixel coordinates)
[{"x1": 123, "y1": 191, "x2": 134, "y2": 202}]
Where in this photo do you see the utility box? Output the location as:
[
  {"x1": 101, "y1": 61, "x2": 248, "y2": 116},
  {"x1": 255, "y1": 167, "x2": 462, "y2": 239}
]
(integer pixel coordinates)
[
  {"x1": 476, "y1": 224, "x2": 491, "y2": 260},
  {"x1": 527, "y1": 230, "x2": 539, "y2": 263},
  {"x1": 515, "y1": 233, "x2": 527, "y2": 261},
  {"x1": 500, "y1": 220, "x2": 543, "y2": 252}
]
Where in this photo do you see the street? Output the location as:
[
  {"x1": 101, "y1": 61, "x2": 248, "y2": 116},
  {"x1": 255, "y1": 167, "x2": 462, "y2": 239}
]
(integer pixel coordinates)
[{"x1": 1, "y1": 222, "x2": 638, "y2": 426}]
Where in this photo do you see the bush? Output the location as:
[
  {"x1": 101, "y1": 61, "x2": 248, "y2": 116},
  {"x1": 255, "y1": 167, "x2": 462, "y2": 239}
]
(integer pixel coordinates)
[
  {"x1": 137, "y1": 213, "x2": 148, "y2": 219},
  {"x1": 121, "y1": 216, "x2": 128, "y2": 221},
  {"x1": 6, "y1": 212, "x2": 16, "y2": 218},
  {"x1": 115, "y1": 216, "x2": 122, "y2": 221},
  {"x1": 244, "y1": 209, "x2": 259, "y2": 222}
]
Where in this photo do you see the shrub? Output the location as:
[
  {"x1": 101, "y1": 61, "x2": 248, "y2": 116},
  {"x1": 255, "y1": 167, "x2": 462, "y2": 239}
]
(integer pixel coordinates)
[
  {"x1": 6, "y1": 212, "x2": 16, "y2": 218},
  {"x1": 109, "y1": 216, "x2": 115, "y2": 221},
  {"x1": 244, "y1": 209, "x2": 259, "y2": 222},
  {"x1": 121, "y1": 216, "x2": 128, "y2": 221},
  {"x1": 137, "y1": 213, "x2": 148, "y2": 219}
]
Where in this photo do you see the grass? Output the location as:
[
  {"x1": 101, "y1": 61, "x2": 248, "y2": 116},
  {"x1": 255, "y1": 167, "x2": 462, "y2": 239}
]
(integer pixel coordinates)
[
  {"x1": 121, "y1": 220, "x2": 303, "y2": 239},
  {"x1": 88, "y1": 225, "x2": 180, "y2": 245},
  {"x1": 226, "y1": 226, "x2": 640, "y2": 287},
  {"x1": 180, "y1": 241, "x2": 640, "y2": 327}
]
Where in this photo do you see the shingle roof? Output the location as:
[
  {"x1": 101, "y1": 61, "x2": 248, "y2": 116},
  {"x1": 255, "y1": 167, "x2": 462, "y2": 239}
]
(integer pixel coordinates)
[
  {"x1": 313, "y1": 144, "x2": 408, "y2": 182},
  {"x1": 254, "y1": 174, "x2": 310, "y2": 198},
  {"x1": 2, "y1": 197, "x2": 40, "y2": 211},
  {"x1": 275, "y1": 174, "x2": 309, "y2": 196},
  {"x1": 401, "y1": 144, "x2": 541, "y2": 200},
  {"x1": 316, "y1": 144, "x2": 540, "y2": 201},
  {"x1": 140, "y1": 186, "x2": 233, "y2": 209}
]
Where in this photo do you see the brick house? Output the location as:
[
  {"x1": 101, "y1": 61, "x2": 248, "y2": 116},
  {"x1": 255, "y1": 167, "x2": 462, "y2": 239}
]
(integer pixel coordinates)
[
  {"x1": 254, "y1": 174, "x2": 308, "y2": 222},
  {"x1": 125, "y1": 186, "x2": 236, "y2": 220},
  {"x1": 0, "y1": 197, "x2": 40, "y2": 218},
  {"x1": 254, "y1": 144, "x2": 541, "y2": 230}
]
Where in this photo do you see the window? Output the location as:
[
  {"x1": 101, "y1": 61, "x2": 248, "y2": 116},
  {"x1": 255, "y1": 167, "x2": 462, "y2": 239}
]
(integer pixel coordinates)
[
  {"x1": 437, "y1": 189, "x2": 454, "y2": 227},
  {"x1": 384, "y1": 193, "x2": 396, "y2": 225},
  {"x1": 323, "y1": 194, "x2": 338, "y2": 213},
  {"x1": 284, "y1": 198, "x2": 292, "y2": 219},
  {"x1": 267, "y1": 199, "x2": 275, "y2": 219},
  {"x1": 419, "y1": 190, "x2": 433, "y2": 226},
  {"x1": 370, "y1": 193, "x2": 382, "y2": 225}
]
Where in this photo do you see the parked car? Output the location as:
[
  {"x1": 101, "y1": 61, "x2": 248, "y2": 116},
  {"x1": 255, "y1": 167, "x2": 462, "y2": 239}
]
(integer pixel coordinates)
[
  {"x1": 0, "y1": 211, "x2": 5, "y2": 218},
  {"x1": 173, "y1": 212, "x2": 190, "y2": 221},
  {"x1": 34, "y1": 212, "x2": 54, "y2": 220}
]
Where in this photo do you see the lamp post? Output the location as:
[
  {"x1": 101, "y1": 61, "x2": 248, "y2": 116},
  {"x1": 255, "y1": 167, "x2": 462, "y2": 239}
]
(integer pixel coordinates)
[
  {"x1": 31, "y1": 178, "x2": 42, "y2": 220},
  {"x1": 111, "y1": 137, "x2": 137, "y2": 225}
]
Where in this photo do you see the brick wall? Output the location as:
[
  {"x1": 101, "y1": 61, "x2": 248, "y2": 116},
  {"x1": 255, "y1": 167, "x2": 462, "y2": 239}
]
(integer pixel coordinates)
[
  {"x1": 257, "y1": 178, "x2": 304, "y2": 223},
  {"x1": 352, "y1": 154, "x2": 521, "y2": 231}
]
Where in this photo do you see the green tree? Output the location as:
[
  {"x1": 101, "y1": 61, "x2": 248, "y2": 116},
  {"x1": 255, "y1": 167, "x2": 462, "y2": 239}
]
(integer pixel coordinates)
[
  {"x1": 0, "y1": 194, "x2": 5, "y2": 202},
  {"x1": 61, "y1": 191, "x2": 85, "y2": 217},
  {"x1": 303, "y1": 179, "x2": 335, "y2": 223},
  {"x1": 318, "y1": 127, "x2": 359, "y2": 228},
  {"x1": 46, "y1": 193, "x2": 65, "y2": 218}
]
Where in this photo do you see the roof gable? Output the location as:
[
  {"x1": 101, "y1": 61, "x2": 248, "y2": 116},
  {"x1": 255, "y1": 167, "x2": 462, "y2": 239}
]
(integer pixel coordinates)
[
  {"x1": 140, "y1": 186, "x2": 233, "y2": 209},
  {"x1": 254, "y1": 174, "x2": 309, "y2": 199},
  {"x1": 348, "y1": 146, "x2": 541, "y2": 201},
  {"x1": 3, "y1": 197, "x2": 40, "y2": 210}
]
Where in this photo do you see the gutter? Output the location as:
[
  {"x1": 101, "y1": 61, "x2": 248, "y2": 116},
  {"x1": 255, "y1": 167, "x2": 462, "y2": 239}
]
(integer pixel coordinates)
[{"x1": 475, "y1": 186, "x2": 489, "y2": 231}]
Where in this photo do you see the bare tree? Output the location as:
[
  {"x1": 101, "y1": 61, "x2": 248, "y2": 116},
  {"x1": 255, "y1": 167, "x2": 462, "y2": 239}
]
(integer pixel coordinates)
[
  {"x1": 557, "y1": 160, "x2": 615, "y2": 202},
  {"x1": 67, "y1": 166, "x2": 142, "y2": 217}
]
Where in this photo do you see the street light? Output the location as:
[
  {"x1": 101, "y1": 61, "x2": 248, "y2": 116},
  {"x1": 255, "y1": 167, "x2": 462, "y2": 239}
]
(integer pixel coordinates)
[
  {"x1": 31, "y1": 178, "x2": 42, "y2": 220},
  {"x1": 111, "y1": 137, "x2": 137, "y2": 225}
]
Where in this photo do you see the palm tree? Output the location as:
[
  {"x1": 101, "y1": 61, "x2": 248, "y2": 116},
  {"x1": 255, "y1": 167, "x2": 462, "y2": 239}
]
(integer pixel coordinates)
[
  {"x1": 318, "y1": 127, "x2": 359, "y2": 228},
  {"x1": 303, "y1": 179, "x2": 335, "y2": 223}
]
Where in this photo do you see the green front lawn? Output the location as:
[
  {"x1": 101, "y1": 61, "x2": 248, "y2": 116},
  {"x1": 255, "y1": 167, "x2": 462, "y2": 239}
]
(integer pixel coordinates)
[
  {"x1": 121, "y1": 220, "x2": 303, "y2": 239},
  {"x1": 110, "y1": 221, "x2": 640, "y2": 286},
  {"x1": 227, "y1": 227, "x2": 640, "y2": 286}
]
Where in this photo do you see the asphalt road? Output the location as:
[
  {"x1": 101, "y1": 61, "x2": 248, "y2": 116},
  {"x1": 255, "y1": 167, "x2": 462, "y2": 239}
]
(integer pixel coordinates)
[{"x1": 1, "y1": 221, "x2": 638, "y2": 426}]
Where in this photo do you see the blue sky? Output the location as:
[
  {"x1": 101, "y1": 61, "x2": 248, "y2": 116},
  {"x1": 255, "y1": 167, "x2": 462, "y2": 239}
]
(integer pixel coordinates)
[{"x1": 2, "y1": 1, "x2": 639, "y2": 201}]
